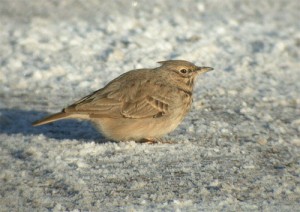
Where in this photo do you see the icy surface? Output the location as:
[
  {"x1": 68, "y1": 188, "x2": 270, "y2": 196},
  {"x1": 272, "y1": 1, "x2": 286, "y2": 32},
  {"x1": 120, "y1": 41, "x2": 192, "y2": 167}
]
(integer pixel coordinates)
[{"x1": 0, "y1": 0, "x2": 299, "y2": 211}]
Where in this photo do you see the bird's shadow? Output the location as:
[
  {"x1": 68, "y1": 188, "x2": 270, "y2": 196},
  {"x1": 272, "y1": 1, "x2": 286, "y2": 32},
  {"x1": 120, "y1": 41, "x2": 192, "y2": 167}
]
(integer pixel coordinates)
[{"x1": 0, "y1": 108, "x2": 107, "y2": 143}]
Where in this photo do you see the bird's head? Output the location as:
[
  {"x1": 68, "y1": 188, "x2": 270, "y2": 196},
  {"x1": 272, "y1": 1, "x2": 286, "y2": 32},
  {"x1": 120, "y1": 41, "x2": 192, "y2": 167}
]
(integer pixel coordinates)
[{"x1": 158, "y1": 60, "x2": 213, "y2": 79}]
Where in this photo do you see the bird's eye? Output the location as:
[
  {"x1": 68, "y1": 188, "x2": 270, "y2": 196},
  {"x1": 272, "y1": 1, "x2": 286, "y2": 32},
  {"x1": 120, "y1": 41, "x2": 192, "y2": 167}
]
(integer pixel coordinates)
[{"x1": 180, "y1": 69, "x2": 187, "y2": 74}]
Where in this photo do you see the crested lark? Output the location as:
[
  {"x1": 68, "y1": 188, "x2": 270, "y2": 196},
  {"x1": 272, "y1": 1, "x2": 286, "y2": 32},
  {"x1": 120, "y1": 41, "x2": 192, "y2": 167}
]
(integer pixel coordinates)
[{"x1": 33, "y1": 60, "x2": 213, "y2": 142}]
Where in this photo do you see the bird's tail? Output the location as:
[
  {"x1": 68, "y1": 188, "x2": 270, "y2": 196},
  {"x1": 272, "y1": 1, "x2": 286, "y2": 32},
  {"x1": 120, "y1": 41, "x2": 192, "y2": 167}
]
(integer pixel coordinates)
[{"x1": 32, "y1": 112, "x2": 69, "y2": 126}]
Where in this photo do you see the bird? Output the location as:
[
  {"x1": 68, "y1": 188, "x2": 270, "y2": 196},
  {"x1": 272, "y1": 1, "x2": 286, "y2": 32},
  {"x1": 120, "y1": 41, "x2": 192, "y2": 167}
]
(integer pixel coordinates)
[{"x1": 32, "y1": 60, "x2": 213, "y2": 143}]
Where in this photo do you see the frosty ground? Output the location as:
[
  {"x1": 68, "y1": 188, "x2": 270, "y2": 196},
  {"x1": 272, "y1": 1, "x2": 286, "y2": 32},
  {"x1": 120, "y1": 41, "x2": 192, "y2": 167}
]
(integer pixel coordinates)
[{"x1": 0, "y1": 0, "x2": 299, "y2": 211}]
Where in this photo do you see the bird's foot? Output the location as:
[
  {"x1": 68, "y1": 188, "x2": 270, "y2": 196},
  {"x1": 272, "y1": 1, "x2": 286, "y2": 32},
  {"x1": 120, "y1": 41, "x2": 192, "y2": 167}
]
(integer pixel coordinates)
[{"x1": 137, "y1": 138, "x2": 173, "y2": 144}]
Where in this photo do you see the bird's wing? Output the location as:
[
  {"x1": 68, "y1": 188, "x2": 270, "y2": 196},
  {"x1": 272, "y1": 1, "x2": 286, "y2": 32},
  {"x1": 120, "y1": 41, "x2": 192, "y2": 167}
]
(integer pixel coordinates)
[
  {"x1": 64, "y1": 83, "x2": 123, "y2": 118},
  {"x1": 64, "y1": 79, "x2": 173, "y2": 119},
  {"x1": 121, "y1": 92, "x2": 170, "y2": 119},
  {"x1": 122, "y1": 81, "x2": 174, "y2": 118}
]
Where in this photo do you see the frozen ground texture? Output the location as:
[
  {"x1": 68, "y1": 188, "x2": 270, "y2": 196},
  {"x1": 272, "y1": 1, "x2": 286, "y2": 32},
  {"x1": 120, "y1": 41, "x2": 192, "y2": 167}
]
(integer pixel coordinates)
[{"x1": 0, "y1": 0, "x2": 299, "y2": 211}]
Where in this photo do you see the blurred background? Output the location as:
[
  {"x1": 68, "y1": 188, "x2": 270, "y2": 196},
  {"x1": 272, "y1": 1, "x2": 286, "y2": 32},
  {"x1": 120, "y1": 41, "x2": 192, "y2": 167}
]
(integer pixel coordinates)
[{"x1": 1, "y1": 0, "x2": 298, "y2": 110}]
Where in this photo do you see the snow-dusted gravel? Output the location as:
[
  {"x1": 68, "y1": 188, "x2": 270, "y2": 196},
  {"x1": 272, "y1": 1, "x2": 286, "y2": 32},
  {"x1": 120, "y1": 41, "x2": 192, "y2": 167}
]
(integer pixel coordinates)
[{"x1": 0, "y1": 0, "x2": 299, "y2": 211}]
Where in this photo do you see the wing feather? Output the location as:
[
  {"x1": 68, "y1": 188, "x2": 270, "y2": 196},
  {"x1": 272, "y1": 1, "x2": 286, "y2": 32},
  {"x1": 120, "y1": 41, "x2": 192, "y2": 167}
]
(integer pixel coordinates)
[{"x1": 64, "y1": 76, "x2": 173, "y2": 119}]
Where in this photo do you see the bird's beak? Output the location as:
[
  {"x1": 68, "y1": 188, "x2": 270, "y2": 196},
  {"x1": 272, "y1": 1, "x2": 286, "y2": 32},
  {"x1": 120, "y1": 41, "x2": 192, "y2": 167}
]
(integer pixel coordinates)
[{"x1": 196, "y1": 66, "x2": 214, "y2": 74}]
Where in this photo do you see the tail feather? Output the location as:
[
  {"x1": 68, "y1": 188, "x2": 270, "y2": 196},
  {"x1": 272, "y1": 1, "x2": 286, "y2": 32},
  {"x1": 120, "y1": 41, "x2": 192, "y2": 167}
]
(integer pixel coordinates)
[{"x1": 32, "y1": 112, "x2": 69, "y2": 126}]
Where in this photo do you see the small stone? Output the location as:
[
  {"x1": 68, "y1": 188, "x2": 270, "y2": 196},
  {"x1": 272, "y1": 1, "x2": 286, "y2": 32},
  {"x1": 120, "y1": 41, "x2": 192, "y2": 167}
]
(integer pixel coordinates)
[{"x1": 257, "y1": 138, "x2": 268, "y2": 145}]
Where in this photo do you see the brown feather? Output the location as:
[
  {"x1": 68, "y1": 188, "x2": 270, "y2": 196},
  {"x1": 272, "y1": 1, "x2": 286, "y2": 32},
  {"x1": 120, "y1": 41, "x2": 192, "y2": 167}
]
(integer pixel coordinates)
[{"x1": 32, "y1": 112, "x2": 69, "y2": 126}]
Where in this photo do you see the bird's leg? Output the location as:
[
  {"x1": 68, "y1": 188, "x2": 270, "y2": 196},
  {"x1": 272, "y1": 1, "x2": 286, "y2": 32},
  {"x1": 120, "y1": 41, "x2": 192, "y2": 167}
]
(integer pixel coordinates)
[
  {"x1": 137, "y1": 138, "x2": 158, "y2": 144},
  {"x1": 137, "y1": 138, "x2": 173, "y2": 144}
]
